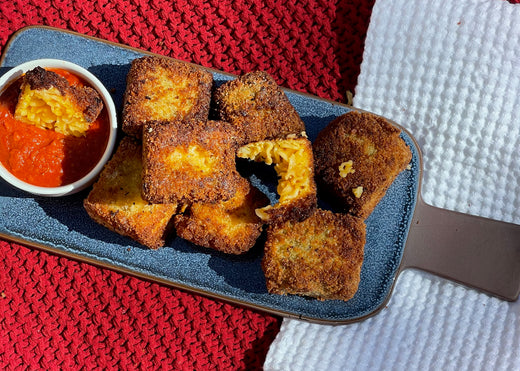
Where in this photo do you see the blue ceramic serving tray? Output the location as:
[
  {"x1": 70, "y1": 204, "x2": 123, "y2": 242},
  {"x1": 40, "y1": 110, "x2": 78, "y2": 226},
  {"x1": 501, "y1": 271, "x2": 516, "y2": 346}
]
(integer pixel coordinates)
[{"x1": 0, "y1": 26, "x2": 420, "y2": 324}]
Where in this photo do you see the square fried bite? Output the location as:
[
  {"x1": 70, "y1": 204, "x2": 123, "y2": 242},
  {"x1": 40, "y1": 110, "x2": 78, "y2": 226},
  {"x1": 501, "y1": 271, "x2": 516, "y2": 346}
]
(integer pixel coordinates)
[
  {"x1": 83, "y1": 136, "x2": 180, "y2": 249},
  {"x1": 212, "y1": 71, "x2": 306, "y2": 144},
  {"x1": 237, "y1": 134, "x2": 317, "y2": 224},
  {"x1": 262, "y1": 209, "x2": 366, "y2": 301},
  {"x1": 15, "y1": 66, "x2": 103, "y2": 137},
  {"x1": 142, "y1": 120, "x2": 243, "y2": 204},
  {"x1": 174, "y1": 177, "x2": 269, "y2": 254},
  {"x1": 122, "y1": 56, "x2": 213, "y2": 137},
  {"x1": 313, "y1": 111, "x2": 412, "y2": 219}
]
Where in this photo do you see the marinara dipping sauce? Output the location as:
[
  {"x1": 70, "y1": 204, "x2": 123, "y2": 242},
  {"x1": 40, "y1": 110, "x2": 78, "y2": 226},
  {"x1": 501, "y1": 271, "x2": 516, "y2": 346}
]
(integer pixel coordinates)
[{"x1": 0, "y1": 68, "x2": 110, "y2": 188}]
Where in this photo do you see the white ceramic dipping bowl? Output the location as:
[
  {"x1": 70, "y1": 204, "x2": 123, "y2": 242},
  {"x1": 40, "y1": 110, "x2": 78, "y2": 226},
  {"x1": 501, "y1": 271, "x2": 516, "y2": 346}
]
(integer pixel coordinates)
[{"x1": 0, "y1": 59, "x2": 117, "y2": 197}]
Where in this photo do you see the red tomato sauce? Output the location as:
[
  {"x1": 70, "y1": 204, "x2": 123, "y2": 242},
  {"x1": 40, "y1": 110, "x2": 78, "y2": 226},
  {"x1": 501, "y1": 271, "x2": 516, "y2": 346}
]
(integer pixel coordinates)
[{"x1": 0, "y1": 68, "x2": 110, "y2": 188}]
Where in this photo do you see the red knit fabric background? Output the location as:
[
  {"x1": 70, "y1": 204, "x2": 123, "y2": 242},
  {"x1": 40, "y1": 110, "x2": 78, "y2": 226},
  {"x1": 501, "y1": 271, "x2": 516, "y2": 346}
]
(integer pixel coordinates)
[{"x1": 0, "y1": 0, "x2": 517, "y2": 369}]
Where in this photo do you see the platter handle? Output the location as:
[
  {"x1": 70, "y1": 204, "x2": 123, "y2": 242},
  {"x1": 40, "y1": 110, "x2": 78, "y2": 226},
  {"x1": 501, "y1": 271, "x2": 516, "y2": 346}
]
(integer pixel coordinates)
[{"x1": 401, "y1": 197, "x2": 520, "y2": 301}]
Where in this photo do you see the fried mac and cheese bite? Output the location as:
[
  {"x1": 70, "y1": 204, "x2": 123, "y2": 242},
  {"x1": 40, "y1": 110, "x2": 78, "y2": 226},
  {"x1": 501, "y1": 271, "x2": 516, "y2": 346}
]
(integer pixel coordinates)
[
  {"x1": 213, "y1": 71, "x2": 306, "y2": 143},
  {"x1": 83, "y1": 137, "x2": 180, "y2": 249},
  {"x1": 122, "y1": 56, "x2": 213, "y2": 137},
  {"x1": 15, "y1": 66, "x2": 103, "y2": 137},
  {"x1": 142, "y1": 119, "x2": 243, "y2": 204},
  {"x1": 262, "y1": 209, "x2": 366, "y2": 301},
  {"x1": 313, "y1": 111, "x2": 412, "y2": 219},
  {"x1": 174, "y1": 177, "x2": 268, "y2": 254},
  {"x1": 237, "y1": 135, "x2": 317, "y2": 224}
]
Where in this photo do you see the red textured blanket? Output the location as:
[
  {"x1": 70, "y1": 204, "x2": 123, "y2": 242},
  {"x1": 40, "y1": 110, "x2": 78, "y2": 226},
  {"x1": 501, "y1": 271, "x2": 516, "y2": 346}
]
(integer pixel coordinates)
[{"x1": 0, "y1": 1, "x2": 375, "y2": 368}]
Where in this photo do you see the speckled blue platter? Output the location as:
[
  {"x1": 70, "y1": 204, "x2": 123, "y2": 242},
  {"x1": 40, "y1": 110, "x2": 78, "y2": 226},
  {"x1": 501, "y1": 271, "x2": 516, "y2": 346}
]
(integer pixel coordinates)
[{"x1": 0, "y1": 26, "x2": 420, "y2": 324}]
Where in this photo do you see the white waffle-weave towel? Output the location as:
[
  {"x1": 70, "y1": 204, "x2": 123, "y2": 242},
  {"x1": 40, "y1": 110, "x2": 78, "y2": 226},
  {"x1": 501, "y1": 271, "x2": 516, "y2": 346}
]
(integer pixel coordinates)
[{"x1": 264, "y1": 0, "x2": 520, "y2": 370}]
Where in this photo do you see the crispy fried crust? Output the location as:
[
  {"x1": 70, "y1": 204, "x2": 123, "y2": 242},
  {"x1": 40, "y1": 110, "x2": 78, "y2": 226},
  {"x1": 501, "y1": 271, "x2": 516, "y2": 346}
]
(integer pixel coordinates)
[
  {"x1": 15, "y1": 67, "x2": 103, "y2": 136},
  {"x1": 258, "y1": 192, "x2": 317, "y2": 225},
  {"x1": 313, "y1": 111, "x2": 412, "y2": 219},
  {"x1": 262, "y1": 209, "x2": 366, "y2": 301},
  {"x1": 142, "y1": 120, "x2": 243, "y2": 204},
  {"x1": 122, "y1": 56, "x2": 213, "y2": 137},
  {"x1": 237, "y1": 135, "x2": 317, "y2": 224},
  {"x1": 174, "y1": 177, "x2": 268, "y2": 254},
  {"x1": 213, "y1": 71, "x2": 306, "y2": 143},
  {"x1": 83, "y1": 136, "x2": 179, "y2": 249}
]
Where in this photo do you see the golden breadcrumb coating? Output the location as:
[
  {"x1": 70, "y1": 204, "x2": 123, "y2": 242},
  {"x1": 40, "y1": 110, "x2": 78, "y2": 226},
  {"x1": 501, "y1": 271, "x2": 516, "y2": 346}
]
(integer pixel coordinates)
[
  {"x1": 174, "y1": 177, "x2": 268, "y2": 254},
  {"x1": 14, "y1": 66, "x2": 103, "y2": 137},
  {"x1": 142, "y1": 120, "x2": 243, "y2": 204},
  {"x1": 236, "y1": 135, "x2": 317, "y2": 224},
  {"x1": 313, "y1": 111, "x2": 412, "y2": 219},
  {"x1": 262, "y1": 209, "x2": 366, "y2": 301},
  {"x1": 122, "y1": 56, "x2": 213, "y2": 137},
  {"x1": 213, "y1": 71, "x2": 306, "y2": 144},
  {"x1": 83, "y1": 136, "x2": 179, "y2": 249}
]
